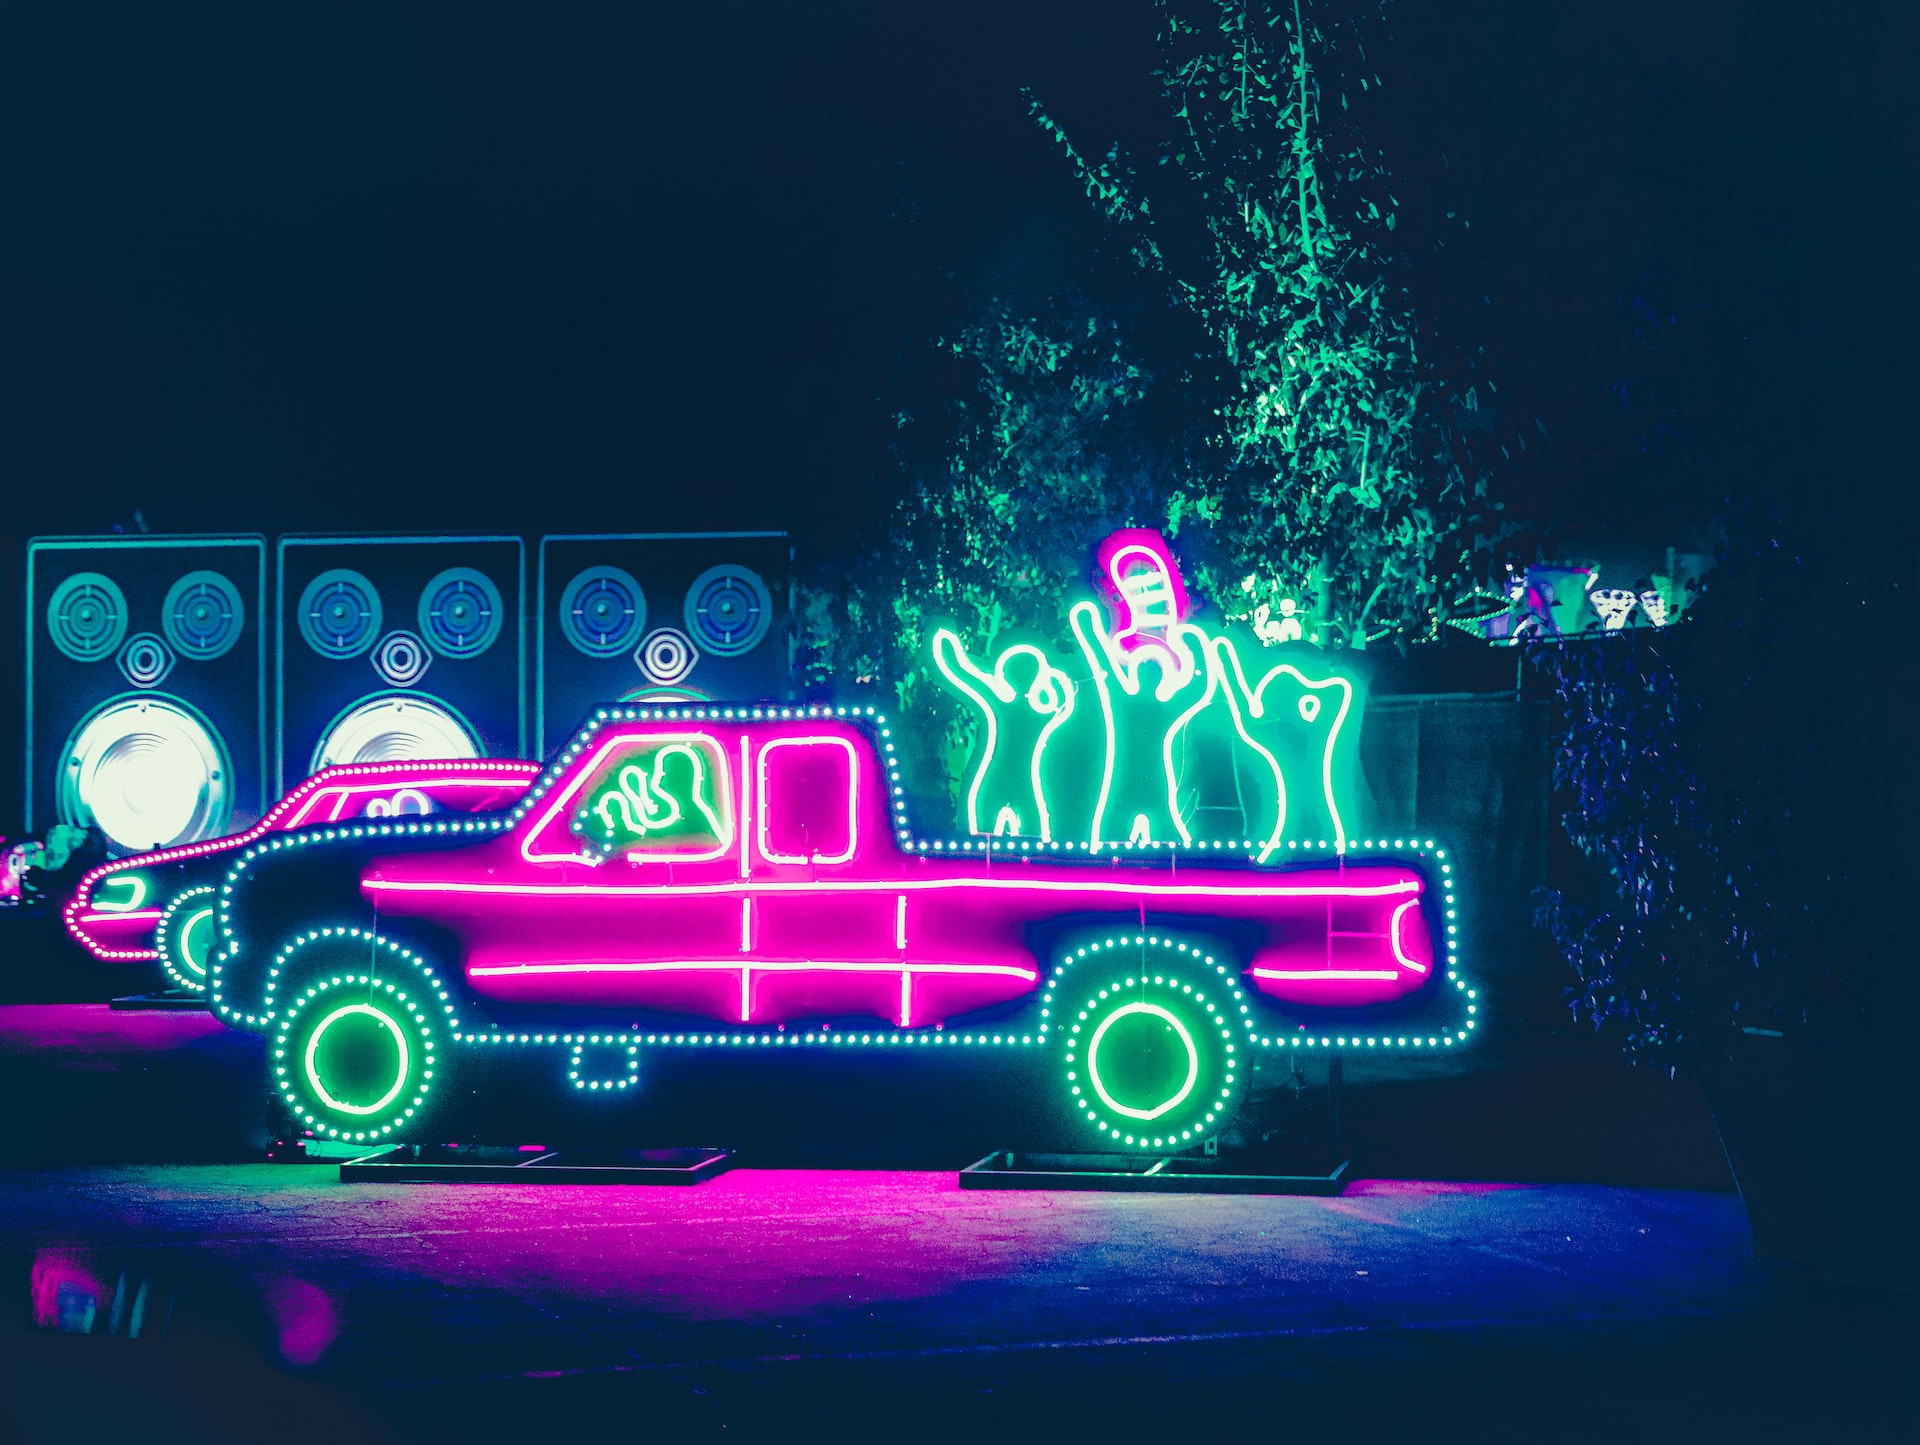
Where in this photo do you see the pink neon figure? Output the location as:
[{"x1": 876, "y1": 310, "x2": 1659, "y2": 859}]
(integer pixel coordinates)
[
  {"x1": 1093, "y1": 530, "x2": 1197, "y2": 682},
  {"x1": 64, "y1": 760, "x2": 543, "y2": 964},
  {"x1": 362, "y1": 719, "x2": 1438, "y2": 1023}
]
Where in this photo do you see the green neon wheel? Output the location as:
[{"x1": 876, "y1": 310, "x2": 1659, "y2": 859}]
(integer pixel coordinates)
[
  {"x1": 1042, "y1": 932, "x2": 1253, "y2": 1150},
  {"x1": 267, "y1": 930, "x2": 453, "y2": 1142},
  {"x1": 154, "y1": 886, "x2": 217, "y2": 993}
]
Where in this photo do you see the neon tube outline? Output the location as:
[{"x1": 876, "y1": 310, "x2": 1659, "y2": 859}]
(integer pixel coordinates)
[
  {"x1": 1209, "y1": 634, "x2": 1354, "y2": 858},
  {"x1": 1086, "y1": 1001, "x2": 1200, "y2": 1121},
  {"x1": 90, "y1": 875, "x2": 149, "y2": 912},
  {"x1": 929, "y1": 630, "x2": 1076, "y2": 841},
  {"x1": 469, "y1": 958, "x2": 1039, "y2": 985},
  {"x1": 303, "y1": 1003, "x2": 411, "y2": 1117},
  {"x1": 1389, "y1": 899, "x2": 1428, "y2": 974}
]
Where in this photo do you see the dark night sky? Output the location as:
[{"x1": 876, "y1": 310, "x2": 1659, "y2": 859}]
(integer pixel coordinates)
[{"x1": 2, "y1": 2, "x2": 1913, "y2": 568}]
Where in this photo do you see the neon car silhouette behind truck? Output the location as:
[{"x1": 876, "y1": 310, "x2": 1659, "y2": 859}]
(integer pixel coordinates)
[{"x1": 210, "y1": 706, "x2": 1476, "y2": 1149}]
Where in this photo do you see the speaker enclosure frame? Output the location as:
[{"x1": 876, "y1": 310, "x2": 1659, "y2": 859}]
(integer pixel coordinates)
[
  {"x1": 25, "y1": 533, "x2": 267, "y2": 845},
  {"x1": 276, "y1": 534, "x2": 526, "y2": 797},
  {"x1": 536, "y1": 532, "x2": 791, "y2": 758}
]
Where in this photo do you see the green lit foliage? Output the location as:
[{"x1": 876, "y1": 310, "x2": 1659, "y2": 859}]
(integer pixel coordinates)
[
  {"x1": 802, "y1": 1, "x2": 1500, "y2": 803},
  {"x1": 798, "y1": 303, "x2": 1165, "y2": 808},
  {"x1": 1033, "y1": 0, "x2": 1493, "y2": 646}
]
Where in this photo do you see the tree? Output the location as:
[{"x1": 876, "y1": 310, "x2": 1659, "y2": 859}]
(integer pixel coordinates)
[
  {"x1": 1031, "y1": 0, "x2": 1498, "y2": 646},
  {"x1": 797, "y1": 297, "x2": 1168, "y2": 807},
  {"x1": 801, "y1": 0, "x2": 1504, "y2": 801}
]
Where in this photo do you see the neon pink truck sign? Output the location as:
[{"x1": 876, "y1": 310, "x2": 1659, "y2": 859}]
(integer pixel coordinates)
[
  {"x1": 204, "y1": 704, "x2": 1475, "y2": 1150},
  {"x1": 362, "y1": 717, "x2": 1437, "y2": 1024}
]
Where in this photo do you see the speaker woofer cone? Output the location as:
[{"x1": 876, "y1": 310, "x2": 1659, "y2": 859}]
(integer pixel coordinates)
[
  {"x1": 559, "y1": 566, "x2": 646, "y2": 658},
  {"x1": 59, "y1": 696, "x2": 231, "y2": 853},
  {"x1": 418, "y1": 567, "x2": 503, "y2": 659},
  {"x1": 684, "y1": 564, "x2": 772, "y2": 656},
  {"x1": 309, "y1": 694, "x2": 481, "y2": 775},
  {"x1": 298, "y1": 569, "x2": 383, "y2": 659},
  {"x1": 163, "y1": 570, "x2": 246, "y2": 660},
  {"x1": 47, "y1": 572, "x2": 130, "y2": 663}
]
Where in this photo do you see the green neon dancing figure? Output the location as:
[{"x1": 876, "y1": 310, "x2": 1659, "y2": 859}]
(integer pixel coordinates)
[
  {"x1": 931, "y1": 630, "x2": 1078, "y2": 840},
  {"x1": 1067, "y1": 600, "x2": 1216, "y2": 849},
  {"x1": 1209, "y1": 634, "x2": 1354, "y2": 858},
  {"x1": 928, "y1": 531, "x2": 1366, "y2": 857}
]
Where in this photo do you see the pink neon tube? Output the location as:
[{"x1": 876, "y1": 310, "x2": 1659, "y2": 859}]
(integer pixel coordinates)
[
  {"x1": 64, "y1": 760, "x2": 541, "y2": 962},
  {"x1": 363, "y1": 719, "x2": 1438, "y2": 1025}
]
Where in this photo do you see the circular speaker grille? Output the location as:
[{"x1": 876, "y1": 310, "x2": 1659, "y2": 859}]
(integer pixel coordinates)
[
  {"x1": 418, "y1": 567, "x2": 503, "y2": 659},
  {"x1": 47, "y1": 572, "x2": 129, "y2": 663},
  {"x1": 635, "y1": 627, "x2": 699, "y2": 686},
  {"x1": 559, "y1": 566, "x2": 645, "y2": 658},
  {"x1": 298, "y1": 570, "x2": 383, "y2": 659},
  {"x1": 162, "y1": 569, "x2": 245, "y2": 660},
  {"x1": 684, "y1": 564, "x2": 772, "y2": 657},
  {"x1": 310, "y1": 695, "x2": 481, "y2": 774},
  {"x1": 59, "y1": 695, "x2": 231, "y2": 853},
  {"x1": 117, "y1": 633, "x2": 175, "y2": 689},
  {"x1": 371, "y1": 630, "x2": 432, "y2": 687}
]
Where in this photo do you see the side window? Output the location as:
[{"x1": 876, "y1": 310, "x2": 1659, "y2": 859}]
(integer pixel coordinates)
[
  {"x1": 574, "y1": 738, "x2": 733, "y2": 861},
  {"x1": 520, "y1": 732, "x2": 735, "y2": 866},
  {"x1": 756, "y1": 737, "x2": 857, "y2": 865}
]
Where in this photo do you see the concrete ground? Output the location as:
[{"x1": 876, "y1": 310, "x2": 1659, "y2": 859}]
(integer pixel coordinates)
[
  {"x1": 3, "y1": 1166, "x2": 1912, "y2": 1443},
  {"x1": 0, "y1": 1004, "x2": 1911, "y2": 1442}
]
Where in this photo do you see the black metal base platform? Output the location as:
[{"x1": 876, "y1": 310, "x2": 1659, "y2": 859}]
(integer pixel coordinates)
[
  {"x1": 339, "y1": 1144, "x2": 735, "y2": 1185},
  {"x1": 109, "y1": 991, "x2": 209, "y2": 1011},
  {"x1": 960, "y1": 1150, "x2": 1351, "y2": 1196}
]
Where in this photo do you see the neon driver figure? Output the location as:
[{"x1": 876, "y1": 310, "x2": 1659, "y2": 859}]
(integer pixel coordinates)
[{"x1": 207, "y1": 704, "x2": 1476, "y2": 1152}]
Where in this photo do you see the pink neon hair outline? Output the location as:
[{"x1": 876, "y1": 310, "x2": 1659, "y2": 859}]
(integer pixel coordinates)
[
  {"x1": 1390, "y1": 899, "x2": 1429, "y2": 974},
  {"x1": 754, "y1": 735, "x2": 859, "y2": 866},
  {"x1": 1095, "y1": 529, "x2": 1192, "y2": 658},
  {"x1": 64, "y1": 758, "x2": 541, "y2": 961},
  {"x1": 518, "y1": 730, "x2": 736, "y2": 867}
]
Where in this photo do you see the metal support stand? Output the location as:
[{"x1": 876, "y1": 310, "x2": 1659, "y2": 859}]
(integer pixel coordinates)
[
  {"x1": 963, "y1": 1057, "x2": 1354, "y2": 1195},
  {"x1": 1329, "y1": 1054, "x2": 1344, "y2": 1158},
  {"x1": 960, "y1": 1150, "x2": 1349, "y2": 1195},
  {"x1": 339, "y1": 1144, "x2": 734, "y2": 1185}
]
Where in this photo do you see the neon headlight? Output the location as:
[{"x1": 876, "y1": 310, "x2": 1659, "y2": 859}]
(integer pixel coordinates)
[{"x1": 90, "y1": 874, "x2": 150, "y2": 912}]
